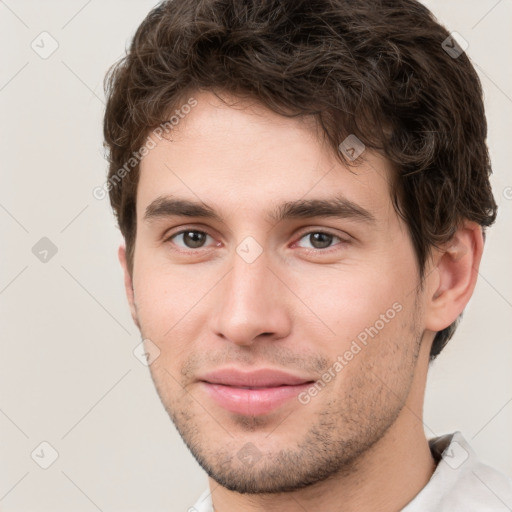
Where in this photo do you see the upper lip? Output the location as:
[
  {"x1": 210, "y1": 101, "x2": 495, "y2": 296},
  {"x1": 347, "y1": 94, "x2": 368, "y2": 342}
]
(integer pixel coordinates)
[{"x1": 198, "y1": 368, "x2": 315, "y2": 388}]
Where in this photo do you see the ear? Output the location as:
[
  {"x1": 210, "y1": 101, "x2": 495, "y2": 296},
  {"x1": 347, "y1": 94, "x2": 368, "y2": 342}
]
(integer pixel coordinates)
[
  {"x1": 424, "y1": 221, "x2": 484, "y2": 332},
  {"x1": 118, "y1": 243, "x2": 140, "y2": 329}
]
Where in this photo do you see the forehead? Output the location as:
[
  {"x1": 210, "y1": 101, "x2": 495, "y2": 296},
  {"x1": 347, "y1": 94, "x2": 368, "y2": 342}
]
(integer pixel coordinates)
[{"x1": 136, "y1": 91, "x2": 395, "y2": 223}]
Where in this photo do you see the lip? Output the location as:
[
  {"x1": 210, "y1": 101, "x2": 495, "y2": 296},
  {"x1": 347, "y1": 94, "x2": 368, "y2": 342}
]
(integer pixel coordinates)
[{"x1": 198, "y1": 368, "x2": 315, "y2": 415}]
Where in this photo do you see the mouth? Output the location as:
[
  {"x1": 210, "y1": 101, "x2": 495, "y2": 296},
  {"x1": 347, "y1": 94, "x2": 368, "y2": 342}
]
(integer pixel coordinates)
[{"x1": 197, "y1": 368, "x2": 316, "y2": 415}]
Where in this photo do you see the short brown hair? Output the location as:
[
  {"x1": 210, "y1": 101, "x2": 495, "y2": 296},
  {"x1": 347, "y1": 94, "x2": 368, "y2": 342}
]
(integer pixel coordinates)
[{"x1": 103, "y1": 0, "x2": 497, "y2": 360}]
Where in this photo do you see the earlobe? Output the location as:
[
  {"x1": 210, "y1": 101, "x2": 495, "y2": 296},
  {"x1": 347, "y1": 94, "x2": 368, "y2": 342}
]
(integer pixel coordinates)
[
  {"x1": 118, "y1": 244, "x2": 140, "y2": 329},
  {"x1": 425, "y1": 222, "x2": 484, "y2": 332}
]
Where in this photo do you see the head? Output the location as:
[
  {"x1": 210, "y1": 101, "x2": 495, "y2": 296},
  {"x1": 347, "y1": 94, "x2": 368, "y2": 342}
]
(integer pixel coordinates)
[{"x1": 103, "y1": 0, "x2": 496, "y2": 494}]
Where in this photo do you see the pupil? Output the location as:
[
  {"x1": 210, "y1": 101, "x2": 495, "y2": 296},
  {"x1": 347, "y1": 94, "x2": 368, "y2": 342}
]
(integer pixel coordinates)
[
  {"x1": 311, "y1": 233, "x2": 332, "y2": 249},
  {"x1": 185, "y1": 231, "x2": 205, "y2": 248}
]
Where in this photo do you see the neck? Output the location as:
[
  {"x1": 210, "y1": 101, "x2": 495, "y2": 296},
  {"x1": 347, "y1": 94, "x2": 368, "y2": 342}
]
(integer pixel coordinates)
[{"x1": 208, "y1": 346, "x2": 436, "y2": 512}]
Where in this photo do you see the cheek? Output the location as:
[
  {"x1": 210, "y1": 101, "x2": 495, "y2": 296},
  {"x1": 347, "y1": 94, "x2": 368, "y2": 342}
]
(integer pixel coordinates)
[
  {"x1": 288, "y1": 262, "x2": 412, "y2": 353},
  {"x1": 132, "y1": 261, "x2": 216, "y2": 382},
  {"x1": 319, "y1": 300, "x2": 419, "y2": 420},
  {"x1": 132, "y1": 259, "x2": 210, "y2": 337}
]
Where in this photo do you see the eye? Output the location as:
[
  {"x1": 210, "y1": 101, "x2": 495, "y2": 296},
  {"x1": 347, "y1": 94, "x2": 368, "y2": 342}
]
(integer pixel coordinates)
[
  {"x1": 295, "y1": 231, "x2": 346, "y2": 250},
  {"x1": 168, "y1": 229, "x2": 215, "y2": 250}
]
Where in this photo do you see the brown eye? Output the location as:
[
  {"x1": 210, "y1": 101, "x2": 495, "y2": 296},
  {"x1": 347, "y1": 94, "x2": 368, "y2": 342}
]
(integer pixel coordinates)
[
  {"x1": 170, "y1": 230, "x2": 212, "y2": 249},
  {"x1": 296, "y1": 232, "x2": 341, "y2": 250}
]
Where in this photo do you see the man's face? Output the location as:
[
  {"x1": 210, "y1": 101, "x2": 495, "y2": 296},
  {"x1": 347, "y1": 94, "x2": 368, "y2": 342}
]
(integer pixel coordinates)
[{"x1": 126, "y1": 91, "x2": 431, "y2": 492}]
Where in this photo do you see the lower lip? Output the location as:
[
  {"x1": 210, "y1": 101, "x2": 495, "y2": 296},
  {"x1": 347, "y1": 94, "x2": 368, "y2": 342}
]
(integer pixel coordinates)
[{"x1": 201, "y1": 382, "x2": 313, "y2": 415}]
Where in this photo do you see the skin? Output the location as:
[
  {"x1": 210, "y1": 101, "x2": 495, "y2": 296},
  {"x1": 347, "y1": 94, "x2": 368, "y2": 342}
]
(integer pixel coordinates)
[{"x1": 119, "y1": 91, "x2": 483, "y2": 511}]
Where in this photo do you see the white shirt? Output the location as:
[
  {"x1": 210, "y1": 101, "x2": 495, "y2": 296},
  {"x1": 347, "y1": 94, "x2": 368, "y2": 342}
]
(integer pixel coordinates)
[{"x1": 190, "y1": 431, "x2": 512, "y2": 511}]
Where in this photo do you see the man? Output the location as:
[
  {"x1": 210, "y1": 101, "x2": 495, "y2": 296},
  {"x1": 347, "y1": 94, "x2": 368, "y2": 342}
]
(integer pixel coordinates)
[{"x1": 102, "y1": 0, "x2": 512, "y2": 510}]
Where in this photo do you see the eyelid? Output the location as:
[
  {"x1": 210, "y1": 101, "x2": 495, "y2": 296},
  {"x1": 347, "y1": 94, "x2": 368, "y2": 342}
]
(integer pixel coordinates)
[
  {"x1": 294, "y1": 226, "x2": 351, "y2": 240},
  {"x1": 164, "y1": 224, "x2": 216, "y2": 240}
]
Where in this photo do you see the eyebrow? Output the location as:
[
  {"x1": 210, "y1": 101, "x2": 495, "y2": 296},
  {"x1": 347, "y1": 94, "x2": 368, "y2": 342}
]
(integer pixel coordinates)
[
  {"x1": 144, "y1": 197, "x2": 223, "y2": 222},
  {"x1": 269, "y1": 197, "x2": 375, "y2": 224},
  {"x1": 143, "y1": 195, "x2": 376, "y2": 224}
]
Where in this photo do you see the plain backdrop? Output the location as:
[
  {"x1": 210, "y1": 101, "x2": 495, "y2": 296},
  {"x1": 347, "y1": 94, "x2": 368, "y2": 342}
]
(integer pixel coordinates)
[{"x1": 1, "y1": 1, "x2": 511, "y2": 510}]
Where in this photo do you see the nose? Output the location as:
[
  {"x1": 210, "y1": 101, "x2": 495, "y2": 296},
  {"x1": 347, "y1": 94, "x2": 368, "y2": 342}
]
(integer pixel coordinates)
[{"x1": 208, "y1": 250, "x2": 292, "y2": 347}]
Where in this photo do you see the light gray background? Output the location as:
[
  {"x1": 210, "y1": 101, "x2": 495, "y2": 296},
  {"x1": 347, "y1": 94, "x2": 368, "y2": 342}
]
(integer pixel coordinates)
[{"x1": 1, "y1": 1, "x2": 511, "y2": 511}]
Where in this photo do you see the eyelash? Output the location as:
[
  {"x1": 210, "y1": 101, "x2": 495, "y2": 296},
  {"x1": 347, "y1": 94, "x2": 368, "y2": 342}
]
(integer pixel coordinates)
[{"x1": 165, "y1": 228, "x2": 348, "y2": 254}]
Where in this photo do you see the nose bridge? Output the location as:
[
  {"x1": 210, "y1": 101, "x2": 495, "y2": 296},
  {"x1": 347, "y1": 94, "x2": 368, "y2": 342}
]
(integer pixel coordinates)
[
  {"x1": 229, "y1": 250, "x2": 271, "y2": 308},
  {"x1": 209, "y1": 245, "x2": 291, "y2": 345}
]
